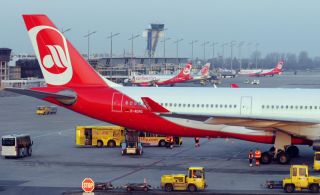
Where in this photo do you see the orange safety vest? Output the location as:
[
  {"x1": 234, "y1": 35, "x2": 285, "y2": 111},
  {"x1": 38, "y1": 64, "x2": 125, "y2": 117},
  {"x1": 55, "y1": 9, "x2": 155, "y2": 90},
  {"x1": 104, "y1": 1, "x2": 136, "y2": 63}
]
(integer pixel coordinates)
[{"x1": 255, "y1": 150, "x2": 261, "y2": 158}]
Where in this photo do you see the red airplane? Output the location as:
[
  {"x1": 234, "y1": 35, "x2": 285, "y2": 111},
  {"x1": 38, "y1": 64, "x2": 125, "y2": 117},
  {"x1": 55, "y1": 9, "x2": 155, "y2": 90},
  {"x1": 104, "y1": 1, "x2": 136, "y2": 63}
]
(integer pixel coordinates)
[
  {"x1": 8, "y1": 15, "x2": 317, "y2": 165},
  {"x1": 249, "y1": 60, "x2": 284, "y2": 77},
  {"x1": 127, "y1": 63, "x2": 192, "y2": 87}
]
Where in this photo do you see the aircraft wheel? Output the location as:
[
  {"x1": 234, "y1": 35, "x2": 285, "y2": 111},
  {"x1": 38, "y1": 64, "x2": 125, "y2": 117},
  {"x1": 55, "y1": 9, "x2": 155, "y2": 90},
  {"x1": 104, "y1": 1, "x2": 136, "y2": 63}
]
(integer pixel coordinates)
[
  {"x1": 261, "y1": 151, "x2": 272, "y2": 164},
  {"x1": 286, "y1": 145, "x2": 299, "y2": 158},
  {"x1": 277, "y1": 151, "x2": 290, "y2": 164}
]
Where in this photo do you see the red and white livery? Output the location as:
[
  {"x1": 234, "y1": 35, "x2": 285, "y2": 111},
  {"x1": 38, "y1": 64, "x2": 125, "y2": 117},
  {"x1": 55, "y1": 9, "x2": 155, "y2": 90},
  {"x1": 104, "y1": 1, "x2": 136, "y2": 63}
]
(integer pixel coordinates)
[{"x1": 7, "y1": 15, "x2": 320, "y2": 165}]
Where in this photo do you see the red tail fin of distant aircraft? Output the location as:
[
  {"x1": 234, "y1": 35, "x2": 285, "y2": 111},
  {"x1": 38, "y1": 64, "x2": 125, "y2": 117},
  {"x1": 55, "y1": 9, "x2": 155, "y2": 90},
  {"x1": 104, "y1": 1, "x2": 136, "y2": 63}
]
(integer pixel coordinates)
[
  {"x1": 230, "y1": 84, "x2": 239, "y2": 88},
  {"x1": 200, "y1": 63, "x2": 210, "y2": 77},
  {"x1": 274, "y1": 60, "x2": 284, "y2": 73},
  {"x1": 175, "y1": 62, "x2": 192, "y2": 80},
  {"x1": 23, "y1": 15, "x2": 106, "y2": 88}
]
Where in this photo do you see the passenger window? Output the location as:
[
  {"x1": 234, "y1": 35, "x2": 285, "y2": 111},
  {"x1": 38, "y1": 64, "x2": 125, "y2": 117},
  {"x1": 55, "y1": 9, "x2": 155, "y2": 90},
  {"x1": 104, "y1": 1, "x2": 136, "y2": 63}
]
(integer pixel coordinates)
[
  {"x1": 183, "y1": 104, "x2": 186, "y2": 107},
  {"x1": 224, "y1": 105, "x2": 227, "y2": 108},
  {"x1": 206, "y1": 104, "x2": 209, "y2": 108},
  {"x1": 220, "y1": 104, "x2": 223, "y2": 108},
  {"x1": 178, "y1": 103, "x2": 181, "y2": 107},
  {"x1": 187, "y1": 104, "x2": 190, "y2": 107},
  {"x1": 215, "y1": 104, "x2": 218, "y2": 108},
  {"x1": 211, "y1": 104, "x2": 213, "y2": 108},
  {"x1": 229, "y1": 105, "x2": 232, "y2": 108},
  {"x1": 300, "y1": 106, "x2": 303, "y2": 109},
  {"x1": 266, "y1": 105, "x2": 269, "y2": 109},
  {"x1": 310, "y1": 106, "x2": 313, "y2": 109},
  {"x1": 305, "y1": 106, "x2": 308, "y2": 109},
  {"x1": 285, "y1": 105, "x2": 288, "y2": 109},
  {"x1": 197, "y1": 104, "x2": 200, "y2": 108},
  {"x1": 192, "y1": 104, "x2": 195, "y2": 107},
  {"x1": 262, "y1": 105, "x2": 265, "y2": 109},
  {"x1": 169, "y1": 103, "x2": 172, "y2": 107},
  {"x1": 295, "y1": 106, "x2": 298, "y2": 109},
  {"x1": 174, "y1": 103, "x2": 177, "y2": 107},
  {"x1": 280, "y1": 105, "x2": 283, "y2": 109},
  {"x1": 276, "y1": 105, "x2": 279, "y2": 109},
  {"x1": 271, "y1": 105, "x2": 274, "y2": 109},
  {"x1": 314, "y1": 106, "x2": 317, "y2": 109},
  {"x1": 234, "y1": 105, "x2": 237, "y2": 108},
  {"x1": 201, "y1": 104, "x2": 204, "y2": 108},
  {"x1": 130, "y1": 101, "x2": 133, "y2": 106},
  {"x1": 165, "y1": 103, "x2": 168, "y2": 106},
  {"x1": 290, "y1": 105, "x2": 293, "y2": 109}
]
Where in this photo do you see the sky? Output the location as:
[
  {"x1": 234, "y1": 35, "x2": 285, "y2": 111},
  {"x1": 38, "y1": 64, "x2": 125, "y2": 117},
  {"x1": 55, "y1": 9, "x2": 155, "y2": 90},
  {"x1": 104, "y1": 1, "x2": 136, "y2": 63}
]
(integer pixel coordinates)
[{"x1": 1, "y1": 0, "x2": 320, "y2": 58}]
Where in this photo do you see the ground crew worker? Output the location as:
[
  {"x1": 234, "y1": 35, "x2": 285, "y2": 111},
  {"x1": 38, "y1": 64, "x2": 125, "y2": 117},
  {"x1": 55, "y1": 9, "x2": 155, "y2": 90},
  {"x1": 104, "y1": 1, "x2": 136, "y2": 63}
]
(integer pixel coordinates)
[
  {"x1": 194, "y1": 137, "x2": 200, "y2": 147},
  {"x1": 166, "y1": 136, "x2": 174, "y2": 149},
  {"x1": 248, "y1": 150, "x2": 254, "y2": 167},
  {"x1": 255, "y1": 148, "x2": 262, "y2": 166}
]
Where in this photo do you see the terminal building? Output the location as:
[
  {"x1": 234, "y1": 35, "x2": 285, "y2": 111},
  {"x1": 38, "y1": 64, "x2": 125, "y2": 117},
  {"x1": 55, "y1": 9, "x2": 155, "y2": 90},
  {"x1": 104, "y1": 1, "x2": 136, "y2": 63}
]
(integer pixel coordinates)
[{"x1": 0, "y1": 48, "x2": 11, "y2": 82}]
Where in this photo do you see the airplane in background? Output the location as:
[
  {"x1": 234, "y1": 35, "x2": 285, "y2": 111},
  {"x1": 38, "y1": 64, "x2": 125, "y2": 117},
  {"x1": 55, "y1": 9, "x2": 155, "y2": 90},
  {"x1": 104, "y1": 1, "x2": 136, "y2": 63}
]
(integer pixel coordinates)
[
  {"x1": 8, "y1": 15, "x2": 320, "y2": 166},
  {"x1": 125, "y1": 63, "x2": 192, "y2": 87},
  {"x1": 238, "y1": 60, "x2": 284, "y2": 77},
  {"x1": 188, "y1": 63, "x2": 212, "y2": 85}
]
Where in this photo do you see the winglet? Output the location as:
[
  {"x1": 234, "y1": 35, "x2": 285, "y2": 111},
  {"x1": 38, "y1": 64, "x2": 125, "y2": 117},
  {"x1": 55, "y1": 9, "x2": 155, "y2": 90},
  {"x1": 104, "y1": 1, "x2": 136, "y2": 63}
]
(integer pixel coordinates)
[{"x1": 141, "y1": 97, "x2": 170, "y2": 113}]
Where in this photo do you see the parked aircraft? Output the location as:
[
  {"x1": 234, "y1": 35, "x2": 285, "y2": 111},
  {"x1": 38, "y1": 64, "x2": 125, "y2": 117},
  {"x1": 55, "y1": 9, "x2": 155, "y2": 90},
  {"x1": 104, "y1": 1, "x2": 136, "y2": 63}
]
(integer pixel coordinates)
[
  {"x1": 8, "y1": 15, "x2": 320, "y2": 166},
  {"x1": 126, "y1": 63, "x2": 192, "y2": 86},
  {"x1": 238, "y1": 60, "x2": 284, "y2": 77}
]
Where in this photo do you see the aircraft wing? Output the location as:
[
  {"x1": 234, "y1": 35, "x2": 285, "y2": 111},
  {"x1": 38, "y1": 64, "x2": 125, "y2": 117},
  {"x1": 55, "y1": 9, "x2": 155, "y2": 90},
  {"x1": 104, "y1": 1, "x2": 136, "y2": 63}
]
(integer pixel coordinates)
[{"x1": 5, "y1": 87, "x2": 77, "y2": 105}]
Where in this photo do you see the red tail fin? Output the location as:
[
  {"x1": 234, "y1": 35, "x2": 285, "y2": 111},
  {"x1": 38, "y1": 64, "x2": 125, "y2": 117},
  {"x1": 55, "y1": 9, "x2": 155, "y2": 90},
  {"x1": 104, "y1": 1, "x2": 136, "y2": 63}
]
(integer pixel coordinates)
[
  {"x1": 230, "y1": 84, "x2": 239, "y2": 88},
  {"x1": 274, "y1": 60, "x2": 284, "y2": 71},
  {"x1": 23, "y1": 15, "x2": 106, "y2": 87},
  {"x1": 200, "y1": 63, "x2": 210, "y2": 77},
  {"x1": 175, "y1": 62, "x2": 192, "y2": 79}
]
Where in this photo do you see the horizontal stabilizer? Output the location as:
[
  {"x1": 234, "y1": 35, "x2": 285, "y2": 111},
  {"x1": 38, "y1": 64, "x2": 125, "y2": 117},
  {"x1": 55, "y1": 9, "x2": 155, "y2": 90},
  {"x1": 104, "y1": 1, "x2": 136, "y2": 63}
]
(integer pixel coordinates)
[
  {"x1": 141, "y1": 97, "x2": 170, "y2": 113},
  {"x1": 5, "y1": 87, "x2": 77, "y2": 105}
]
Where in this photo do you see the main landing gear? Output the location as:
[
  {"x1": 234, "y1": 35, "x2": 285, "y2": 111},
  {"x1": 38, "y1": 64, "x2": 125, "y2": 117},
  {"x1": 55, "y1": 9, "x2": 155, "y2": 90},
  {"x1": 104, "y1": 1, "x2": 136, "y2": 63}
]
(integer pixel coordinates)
[
  {"x1": 261, "y1": 131, "x2": 299, "y2": 165},
  {"x1": 261, "y1": 145, "x2": 299, "y2": 165}
]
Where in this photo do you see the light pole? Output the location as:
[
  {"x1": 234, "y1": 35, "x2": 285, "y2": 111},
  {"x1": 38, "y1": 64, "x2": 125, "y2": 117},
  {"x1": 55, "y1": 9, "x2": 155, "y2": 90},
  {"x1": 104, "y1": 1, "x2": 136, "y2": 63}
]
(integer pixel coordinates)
[
  {"x1": 255, "y1": 42, "x2": 260, "y2": 69},
  {"x1": 247, "y1": 42, "x2": 252, "y2": 68},
  {"x1": 61, "y1": 28, "x2": 71, "y2": 34},
  {"x1": 238, "y1": 41, "x2": 245, "y2": 70},
  {"x1": 107, "y1": 32, "x2": 120, "y2": 67},
  {"x1": 201, "y1": 41, "x2": 210, "y2": 62},
  {"x1": 211, "y1": 42, "x2": 219, "y2": 60},
  {"x1": 221, "y1": 43, "x2": 228, "y2": 67},
  {"x1": 84, "y1": 30, "x2": 97, "y2": 60},
  {"x1": 161, "y1": 37, "x2": 171, "y2": 58},
  {"x1": 173, "y1": 38, "x2": 183, "y2": 64},
  {"x1": 230, "y1": 41, "x2": 236, "y2": 70},
  {"x1": 189, "y1": 40, "x2": 198, "y2": 63},
  {"x1": 128, "y1": 33, "x2": 140, "y2": 66}
]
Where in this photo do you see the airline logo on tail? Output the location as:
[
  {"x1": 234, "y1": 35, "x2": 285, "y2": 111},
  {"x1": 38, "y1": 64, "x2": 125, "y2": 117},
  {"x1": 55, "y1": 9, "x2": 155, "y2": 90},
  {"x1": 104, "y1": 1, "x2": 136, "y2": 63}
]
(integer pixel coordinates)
[
  {"x1": 276, "y1": 60, "x2": 284, "y2": 70},
  {"x1": 200, "y1": 63, "x2": 210, "y2": 77},
  {"x1": 183, "y1": 64, "x2": 192, "y2": 75},
  {"x1": 28, "y1": 25, "x2": 73, "y2": 85}
]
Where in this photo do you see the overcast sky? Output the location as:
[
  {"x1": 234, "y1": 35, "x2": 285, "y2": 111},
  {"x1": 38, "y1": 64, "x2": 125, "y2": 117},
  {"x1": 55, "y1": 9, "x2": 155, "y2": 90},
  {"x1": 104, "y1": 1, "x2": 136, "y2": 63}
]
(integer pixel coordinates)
[{"x1": 1, "y1": 0, "x2": 320, "y2": 58}]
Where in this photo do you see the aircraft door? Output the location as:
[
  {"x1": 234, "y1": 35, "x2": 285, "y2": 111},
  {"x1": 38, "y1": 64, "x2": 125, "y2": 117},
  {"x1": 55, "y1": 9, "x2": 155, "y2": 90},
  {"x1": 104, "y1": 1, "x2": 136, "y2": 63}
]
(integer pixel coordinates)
[
  {"x1": 112, "y1": 92, "x2": 123, "y2": 112},
  {"x1": 240, "y1": 96, "x2": 252, "y2": 116},
  {"x1": 84, "y1": 128, "x2": 92, "y2": 145}
]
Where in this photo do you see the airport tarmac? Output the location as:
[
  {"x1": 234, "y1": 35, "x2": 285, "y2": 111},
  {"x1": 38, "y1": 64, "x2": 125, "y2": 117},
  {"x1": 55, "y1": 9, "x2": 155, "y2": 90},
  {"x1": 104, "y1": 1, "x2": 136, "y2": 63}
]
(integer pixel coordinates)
[{"x1": 0, "y1": 72, "x2": 319, "y2": 194}]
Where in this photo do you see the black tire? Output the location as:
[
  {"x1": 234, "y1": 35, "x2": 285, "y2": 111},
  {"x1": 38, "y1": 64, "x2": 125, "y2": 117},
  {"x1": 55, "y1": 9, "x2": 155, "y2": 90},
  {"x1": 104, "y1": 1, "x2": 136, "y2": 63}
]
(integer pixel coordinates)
[
  {"x1": 97, "y1": 140, "x2": 103, "y2": 148},
  {"x1": 269, "y1": 146, "x2": 275, "y2": 152},
  {"x1": 188, "y1": 184, "x2": 197, "y2": 192},
  {"x1": 284, "y1": 184, "x2": 295, "y2": 193},
  {"x1": 309, "y1": 184, "x2": 319, "y2": 193},
  {"x1": 107, "y1": 140, "x2": 116, "y2": 148},
  {"x1": 164, "y1": 184, "x2": 173, "y2": 192},
  {"x1": 143, "y1": 186, "x2": 148, "y2": 192},
  {"x1": 286, "y1": 145, "x2": 299, "y2": 158},
  {"x1": 277, "y1": 151, "x2": 290, "y2": 164},
  {"x1": 261, "y1": 151, "x2": 272, "y2": 164},
  {"x1": 102, "y1": 186, "x2": 106, "y2": 190},
  {"x1": 159, "y1": 140, "x2": 166, "y2": 147}
]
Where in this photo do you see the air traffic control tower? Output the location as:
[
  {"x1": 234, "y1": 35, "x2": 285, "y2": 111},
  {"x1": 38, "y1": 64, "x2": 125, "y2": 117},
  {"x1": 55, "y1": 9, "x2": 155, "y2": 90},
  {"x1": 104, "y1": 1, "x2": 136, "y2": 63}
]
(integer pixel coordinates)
[{"x1": 144, "y1": 23, "x2": 164, "y2": 58}]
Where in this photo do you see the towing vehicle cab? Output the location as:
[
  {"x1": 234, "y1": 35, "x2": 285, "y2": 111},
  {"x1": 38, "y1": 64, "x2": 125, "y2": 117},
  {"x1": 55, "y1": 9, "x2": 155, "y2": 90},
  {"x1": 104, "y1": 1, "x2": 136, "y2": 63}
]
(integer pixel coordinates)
[
  {"x1": 1, "y1": 134, "x2": 33, "y2": 158},
  {"x1": 314, "y1": 152, "x2": 320, "y2": 171},
  {"x1": 161, "y1": 167, "x2": 206, "y2": 192},
  {"x1": 283, "y1": 165, "x2": 320, "y2": 193}
]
